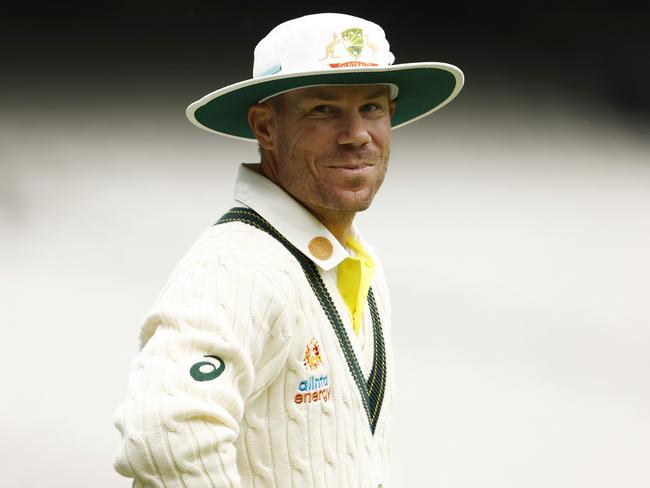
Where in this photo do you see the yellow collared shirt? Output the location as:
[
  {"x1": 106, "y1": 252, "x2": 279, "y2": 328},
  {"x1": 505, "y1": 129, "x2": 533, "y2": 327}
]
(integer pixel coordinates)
[{"x1": 337, "y1": 233, "x2": 376, "y2": 336}]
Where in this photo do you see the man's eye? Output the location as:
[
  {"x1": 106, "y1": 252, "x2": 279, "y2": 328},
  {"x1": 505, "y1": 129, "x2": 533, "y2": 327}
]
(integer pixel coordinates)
[
  {"x1": 312, "y1": 105, "x2": 332, "y2": 113},
  {"x1": 362, "y1": 103, "x2": 381, "y2": 112}
]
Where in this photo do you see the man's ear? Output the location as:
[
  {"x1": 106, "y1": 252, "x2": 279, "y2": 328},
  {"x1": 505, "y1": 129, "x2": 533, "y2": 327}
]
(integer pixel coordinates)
[
  {"x1": 248, "y1": 103, "x2": 275, "y2": 150},
  {"x1": 389, "y1": 99, "x2": 397, "y2": 119}
]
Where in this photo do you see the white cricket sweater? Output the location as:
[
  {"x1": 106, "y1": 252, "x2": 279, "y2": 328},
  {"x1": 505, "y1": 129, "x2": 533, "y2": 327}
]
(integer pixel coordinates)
[{"x1": 113, "y1": 163, "x2": 395, "y2": 488}]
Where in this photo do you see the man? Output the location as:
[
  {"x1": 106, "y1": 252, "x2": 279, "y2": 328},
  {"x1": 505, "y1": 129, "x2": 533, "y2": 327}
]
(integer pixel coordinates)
[{"x1": 113, "y1": 12, "x2": 463, "y2": 488}]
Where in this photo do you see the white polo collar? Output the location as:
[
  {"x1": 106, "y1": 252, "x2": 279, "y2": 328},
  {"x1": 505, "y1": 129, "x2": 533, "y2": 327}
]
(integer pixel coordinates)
[{"x1": 232, "y1": 163, "x2": 375, "y2": 271}]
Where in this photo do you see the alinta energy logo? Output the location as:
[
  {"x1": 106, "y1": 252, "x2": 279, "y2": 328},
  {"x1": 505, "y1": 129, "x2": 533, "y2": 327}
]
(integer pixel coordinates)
[{"x1": 295, "y1": 337, "x2": 331, "y2": 405}]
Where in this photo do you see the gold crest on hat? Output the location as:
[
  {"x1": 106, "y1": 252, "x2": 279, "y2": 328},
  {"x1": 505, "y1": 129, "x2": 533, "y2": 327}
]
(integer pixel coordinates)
[{"x1": 341, "y1": 28, "x2": 364, "y2": 58}]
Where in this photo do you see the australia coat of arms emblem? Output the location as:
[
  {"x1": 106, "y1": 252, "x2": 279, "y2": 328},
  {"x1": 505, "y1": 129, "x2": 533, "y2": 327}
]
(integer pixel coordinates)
[{"x1": 320, "y1": 27, "x2": 379, "y2": 68}]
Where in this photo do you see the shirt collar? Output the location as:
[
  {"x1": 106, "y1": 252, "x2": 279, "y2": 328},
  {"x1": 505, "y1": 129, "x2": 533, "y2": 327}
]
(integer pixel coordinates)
[{"x1": 232, "y1": 163, "x2": 375, "y2": 271}]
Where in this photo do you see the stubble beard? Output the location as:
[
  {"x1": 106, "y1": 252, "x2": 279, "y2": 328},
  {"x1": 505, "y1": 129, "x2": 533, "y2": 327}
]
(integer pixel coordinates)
[{"x1": 278, "y1": 142, "x2": 390, "y2": 213}]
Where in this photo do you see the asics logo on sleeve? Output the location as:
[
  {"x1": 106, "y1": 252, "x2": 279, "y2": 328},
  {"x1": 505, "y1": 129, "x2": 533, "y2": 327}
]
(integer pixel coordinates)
[{"x1": 190, "y1": 355, "x2": 225, "y2": 382}]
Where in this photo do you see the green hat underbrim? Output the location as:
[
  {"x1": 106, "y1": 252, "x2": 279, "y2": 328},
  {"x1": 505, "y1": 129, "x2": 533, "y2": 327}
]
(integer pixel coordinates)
[{"x1": 186, "y1": 62, "x2": 464, "y2": 141}]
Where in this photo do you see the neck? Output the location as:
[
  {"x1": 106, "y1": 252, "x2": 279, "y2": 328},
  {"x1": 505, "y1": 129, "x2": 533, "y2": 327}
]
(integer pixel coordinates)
[{"x1": 306, "y1": 207, "x2": 355, "y2": 247}]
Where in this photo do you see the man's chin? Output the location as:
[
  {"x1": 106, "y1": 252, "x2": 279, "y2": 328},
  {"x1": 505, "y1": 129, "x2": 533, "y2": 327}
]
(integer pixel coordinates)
[{"x1": 328, "y1": 190, "x2": 375, "y2": 212}]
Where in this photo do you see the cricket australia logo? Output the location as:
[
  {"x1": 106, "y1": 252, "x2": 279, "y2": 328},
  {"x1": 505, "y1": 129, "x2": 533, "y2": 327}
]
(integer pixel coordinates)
[
  {"x1": 341, "y1": 28, "x2": 364, "y2": 58},
  {"x1": 320, "y1": 27, "x2": 379, "y2": 68},
  {"x1": 303, "y1": 337, "x2": 322, "y2": 370}
]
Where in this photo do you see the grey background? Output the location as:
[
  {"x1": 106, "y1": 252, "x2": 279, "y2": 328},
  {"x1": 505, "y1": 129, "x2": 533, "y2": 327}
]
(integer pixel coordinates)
[{"x1": 1, "y1": 3, "x2": 649, "y2": 487}]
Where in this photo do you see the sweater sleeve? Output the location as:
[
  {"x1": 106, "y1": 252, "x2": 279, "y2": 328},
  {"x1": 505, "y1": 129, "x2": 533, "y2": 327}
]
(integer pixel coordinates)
[{"x1": 112, "y1": 246, "x2": 293, "y2": 488}]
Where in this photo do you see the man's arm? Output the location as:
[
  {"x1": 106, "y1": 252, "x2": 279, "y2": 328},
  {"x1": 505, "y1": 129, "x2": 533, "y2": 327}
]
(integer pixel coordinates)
[{"x1": 112, "y1": 253, "x2": 292, "y2": 487}]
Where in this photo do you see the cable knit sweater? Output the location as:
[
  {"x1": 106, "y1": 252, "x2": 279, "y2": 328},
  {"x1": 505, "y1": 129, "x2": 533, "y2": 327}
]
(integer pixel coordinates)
[{"x1": 113, "y1": 163, "x2": 395, "y2": 488}]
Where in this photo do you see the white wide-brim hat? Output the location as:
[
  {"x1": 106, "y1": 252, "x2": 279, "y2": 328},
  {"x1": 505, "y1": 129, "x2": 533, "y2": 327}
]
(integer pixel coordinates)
[{"x1": 186, "y1": 12, "x2": 465, "y2": 142}]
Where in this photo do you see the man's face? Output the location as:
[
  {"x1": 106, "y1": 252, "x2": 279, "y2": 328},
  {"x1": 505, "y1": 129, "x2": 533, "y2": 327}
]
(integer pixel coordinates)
[{"x1": 260, "y1": 84, "x2": 395, "y2": 215}]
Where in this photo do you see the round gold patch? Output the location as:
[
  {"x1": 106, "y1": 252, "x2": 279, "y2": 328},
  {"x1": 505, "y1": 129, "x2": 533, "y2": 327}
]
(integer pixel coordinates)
[{"x1": 308, "y1": 236, "x2": 333, "y2": 260}]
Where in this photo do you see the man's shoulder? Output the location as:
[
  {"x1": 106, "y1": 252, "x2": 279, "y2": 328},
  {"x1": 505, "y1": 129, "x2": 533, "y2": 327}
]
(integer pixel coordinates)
[
  {"x1": 139, "y1": 220, "x2": 298, "y2": 348},
  {"x1": 205, "y1": 218, "x2": 298, "y2": 269},
  {"x1": 159, "y1": 219, "x2": 299, "y2": 297}
]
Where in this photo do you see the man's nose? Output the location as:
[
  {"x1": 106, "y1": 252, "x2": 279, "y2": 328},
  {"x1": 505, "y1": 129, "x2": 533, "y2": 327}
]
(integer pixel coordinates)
[{"x1": 336, "y1": 111, "x2": 372, "y2": 146}]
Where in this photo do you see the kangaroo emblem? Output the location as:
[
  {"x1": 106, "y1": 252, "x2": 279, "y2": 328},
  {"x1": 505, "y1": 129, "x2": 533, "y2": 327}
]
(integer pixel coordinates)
[
  {"x1": 365, "y1": 34, "x2": 379, "y2": 57},
  {"x1": 320, "y1": 33, "x2": 342, "y2": 60}
]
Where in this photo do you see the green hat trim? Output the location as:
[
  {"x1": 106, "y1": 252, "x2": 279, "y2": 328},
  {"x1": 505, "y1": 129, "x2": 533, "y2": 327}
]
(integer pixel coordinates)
[{"x1": 191, "y1": 64, "x2": 461, "y2": 141}]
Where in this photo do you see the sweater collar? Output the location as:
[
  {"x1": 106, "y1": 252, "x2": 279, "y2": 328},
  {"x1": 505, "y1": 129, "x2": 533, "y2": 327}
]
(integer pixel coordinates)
[{"x1": 232, "y1": 163, "x2": 374, "y2": 271}]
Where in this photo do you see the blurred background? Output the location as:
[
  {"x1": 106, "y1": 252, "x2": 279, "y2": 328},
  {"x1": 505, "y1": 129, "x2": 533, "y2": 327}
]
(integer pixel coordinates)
[{"x1": 1, "y1": 1, "x2": 648, "y2": 487}]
